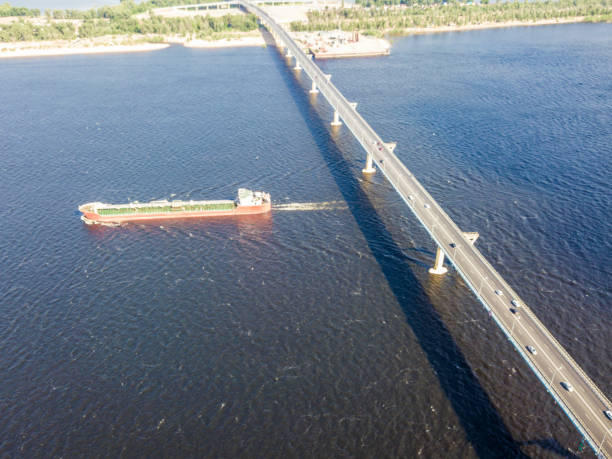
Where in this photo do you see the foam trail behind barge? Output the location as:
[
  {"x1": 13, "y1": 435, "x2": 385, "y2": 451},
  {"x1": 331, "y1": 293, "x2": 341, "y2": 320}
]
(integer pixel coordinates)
[{"x1": 273, "y1": 201, "x2": 348, "y2": 212}]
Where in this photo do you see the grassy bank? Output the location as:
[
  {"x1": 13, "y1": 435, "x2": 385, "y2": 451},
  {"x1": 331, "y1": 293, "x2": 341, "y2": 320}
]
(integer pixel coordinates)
[
  {"x1": 0, "y1": 1, "x2": 258, "y2": 42},
  {"x1": 0, "y1": 13, "x2": 258, "y2": 42}
]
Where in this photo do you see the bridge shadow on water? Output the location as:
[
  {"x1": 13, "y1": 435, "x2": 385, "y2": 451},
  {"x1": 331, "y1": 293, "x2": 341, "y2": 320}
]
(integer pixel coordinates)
[{"x1": 263, "y1": 40, "x2": 532, "y2": 458}]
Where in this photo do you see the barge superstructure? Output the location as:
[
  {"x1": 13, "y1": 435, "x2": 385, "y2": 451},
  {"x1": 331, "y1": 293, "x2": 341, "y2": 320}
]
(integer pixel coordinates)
[{"x1": 79, "y1": 188, "x2": 271, "y2": 224}]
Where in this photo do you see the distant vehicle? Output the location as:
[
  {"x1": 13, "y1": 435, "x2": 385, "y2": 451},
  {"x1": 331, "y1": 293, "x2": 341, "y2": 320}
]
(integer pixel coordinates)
[
  {"x1": 424, "y1": 203, "x2": 430, "y2": 209},
  {"x1": 511, "y1": 299, "x2": 520, "y2": 308},
  {"x1": 510, "y1": 308, "x2": 520, "y2": 318},
  {"x1": 605, "y1": 410, "x2": 612, "y2": 420},
  {"x1": 561, "y1": 382, "x2": 573, "y2": 392},
  {"x1": 527, "y1": 345, "x2": 537, "y2": 355},
  {"x1": 408, "y1": 195, "x2": 415, "y2": 201},
  {"x1": 495, "y1": 290, "x2": 503, "y2": 296},
  {"x1": 450, "y1": 242, "x2": 457, "y2": 248}
]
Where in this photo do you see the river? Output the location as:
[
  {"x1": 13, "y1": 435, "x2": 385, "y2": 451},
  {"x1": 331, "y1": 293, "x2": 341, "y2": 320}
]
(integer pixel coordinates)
[{"x1": 0, "y1": 22, "x2": 610, "y2": 457}]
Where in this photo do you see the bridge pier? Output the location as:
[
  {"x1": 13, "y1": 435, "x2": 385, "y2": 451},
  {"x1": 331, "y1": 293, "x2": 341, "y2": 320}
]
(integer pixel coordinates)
[
  {"x1": 429, "y1": 247, "x2": 448, "y2": 275},
  {"x1": 362, "y1": 153, "x2": 376, "y2": 174},
  {"x1": 309, "y1": 81, "x2": 319, "y2": 94},
  {"x1": 331, "y1": 109, "x2": 342, "y2": 127},
  {"x1": 429, "y1": 232, "x2": 479, "y2": 275},
  {"x1": 293, "y1": 58, "x2": 301, "y2": 71}
]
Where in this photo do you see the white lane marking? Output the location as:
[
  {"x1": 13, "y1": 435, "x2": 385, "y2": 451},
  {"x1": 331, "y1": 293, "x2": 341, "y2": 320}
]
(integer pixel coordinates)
[{"x1": 514, "y1": 314, "x2": 610, "y2": 440}]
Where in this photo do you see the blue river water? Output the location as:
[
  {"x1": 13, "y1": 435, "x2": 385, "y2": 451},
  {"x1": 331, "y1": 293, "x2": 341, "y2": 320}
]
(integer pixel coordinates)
[{"x1": 0, "y1": 23, "x2": 610, "y2": 457}]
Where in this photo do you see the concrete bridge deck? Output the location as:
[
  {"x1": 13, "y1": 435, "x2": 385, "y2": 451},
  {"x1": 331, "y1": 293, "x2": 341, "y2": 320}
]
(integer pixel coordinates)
[{"x1": 237, "y1": 1, "x2": 611, "y2": 456}]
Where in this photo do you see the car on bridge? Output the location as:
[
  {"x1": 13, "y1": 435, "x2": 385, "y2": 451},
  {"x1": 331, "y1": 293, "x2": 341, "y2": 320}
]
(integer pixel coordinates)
[
  {"x1": 511, "y1": 299, "x2": 521, "y2": 308},
  {"x1": 605, "y1": 410, "x2": 612, "y2": 420},
  {"x1": 561, "y1": 382, "x2": 574, "y2": 392},
  {"x1": 527, "y1": 345, "x2": 537, "y2": 355},
  {"x1": 510, "y1": 308, "x2": 520, "y2": 318}
]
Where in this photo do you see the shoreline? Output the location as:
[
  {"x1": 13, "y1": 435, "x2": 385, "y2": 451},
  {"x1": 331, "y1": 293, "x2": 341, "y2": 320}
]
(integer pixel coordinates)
[
  {"x1": 0, "y1": 42, "x2": 170, "y2": 59},
  {"x1": 0, "y1": 32, "x2": 265, "y2": 59},
  {"x1": 0, "y1": 17, "x2": 598, "y2": 59},
  {"x1": 396, "y1": 17, "x2": 588, "y2": 36},
  {"x1": 183, "y1": 35, "x2": 265, "y2": 48}
]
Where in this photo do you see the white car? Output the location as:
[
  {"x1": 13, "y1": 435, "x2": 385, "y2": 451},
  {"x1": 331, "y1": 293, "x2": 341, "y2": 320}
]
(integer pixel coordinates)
[
  {"x1": 511, "y1": 299, "x2": 520, "y2": 307},
  {"x1": 424, "y1": 203, "x2": 430, "y2": 209},
  {"x1": 526, "y1": 345, "x2": 537, "y2": 355},
  {"x1": 408, "y1": 195, "x2": 415, "y2": 201},
  {"x1": 605, "y1": 410, "x2": 612, "y2": 420},
  {"x1": 495, "y1": 290, "x2": 503, "y2": 296}
]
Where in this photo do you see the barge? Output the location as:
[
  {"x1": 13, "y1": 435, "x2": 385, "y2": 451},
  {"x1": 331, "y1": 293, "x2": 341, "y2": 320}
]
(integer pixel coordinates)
[{"x1": 79, "y1": 188, "x2": 271, "y2": 224}]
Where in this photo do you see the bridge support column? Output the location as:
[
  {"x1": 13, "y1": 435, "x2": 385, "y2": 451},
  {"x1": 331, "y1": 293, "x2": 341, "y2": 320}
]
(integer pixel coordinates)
[
  {"x1": 331, "y1": 109, "x2": 342, "y2": 127},
  {"x1": 309, "y1": 81, "x2": 319, "y2": 94},
  {"x1": 429, "y1": 247, "x2": 448, "y2": 275},
  {"x1": 293, "y1": 58, "x2": 301, "y2": 71},
  {"x1": 285, "y1": 49, "x2": 292, "y2": 58},
  {"x1": 362, "y1": 153, "x2": 376, "y2": 174}
]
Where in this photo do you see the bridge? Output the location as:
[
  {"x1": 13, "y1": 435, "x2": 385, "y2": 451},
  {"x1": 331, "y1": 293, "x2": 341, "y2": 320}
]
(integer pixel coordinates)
[
  {"x1": 170, "y1": 0, "x2": 317, "y2": 12},
  {"x1": 235, "y1": 1, "x2": 612, "y2": 456}
]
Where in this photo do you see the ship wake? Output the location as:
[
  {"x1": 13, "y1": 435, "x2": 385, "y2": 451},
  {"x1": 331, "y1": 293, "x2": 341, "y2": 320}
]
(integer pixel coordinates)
[{"x1": 273, "y1": 201, "x2": 347, "y2": 212}]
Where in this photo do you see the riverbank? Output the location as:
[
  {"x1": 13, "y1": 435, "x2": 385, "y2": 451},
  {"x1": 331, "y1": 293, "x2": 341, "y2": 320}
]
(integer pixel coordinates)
[
  {"x1": 0, "y1": 16, "x2": 602, "y2": 59},
  {"x1": 182, "y1": 32, "x2": 265, "y2": 48},
  {"x1": 291, "y1": 0, "x2": 610, "y2": 35},
  {"x1": 397, "y1": 17, "x2": 589, "y2": 36},
  {"x1": 0, "y1": 32, "x2": 266, "y2": 58},
  {"x1": 0, "y1": 40, "x2": 169, "y2": 58}
]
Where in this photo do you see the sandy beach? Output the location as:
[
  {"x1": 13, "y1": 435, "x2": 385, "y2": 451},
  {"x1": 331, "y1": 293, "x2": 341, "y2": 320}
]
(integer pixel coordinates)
[
  {"x1": 183, "y1": 34, "x2": 265, "y2": 49},
  {"x1": 400, "y1": 17, "x2": 586, "y2": 35},
  {"x1": 0, "y1": 31, "x2": 267, "y2": 58},
  {"x1": 0, "y1": 41, "x2": 169, "y2": 59}
]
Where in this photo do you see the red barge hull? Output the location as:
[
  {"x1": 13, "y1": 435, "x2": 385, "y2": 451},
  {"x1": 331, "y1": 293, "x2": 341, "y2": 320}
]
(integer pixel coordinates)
[{"x1": 79, "y1": 189, "x2": 271, "y2": 225}]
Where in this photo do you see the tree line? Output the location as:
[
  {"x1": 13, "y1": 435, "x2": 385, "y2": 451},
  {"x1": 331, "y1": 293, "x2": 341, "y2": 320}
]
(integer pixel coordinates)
[
  {"x1": 42, "y1": 0, "x2": 222, "y2": 20},
  {"x1": 0, "y1": 0, "x2": 259, "y2": 42},
  {"x1": 0, "y1": 0, "x2": 221, "y2": 19},
  {"x1": 0, "y1": 13, "x2": 258, "y2": 42},
  {"x1": 0, "y1": 2, "x2": 39, "y2": 16},
  {"x1": 77, "y1": 13, "x2": 258, "y2": 38},
  {"x1": 290, "y1": 0, "x2": 611, "y2": 34}
]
